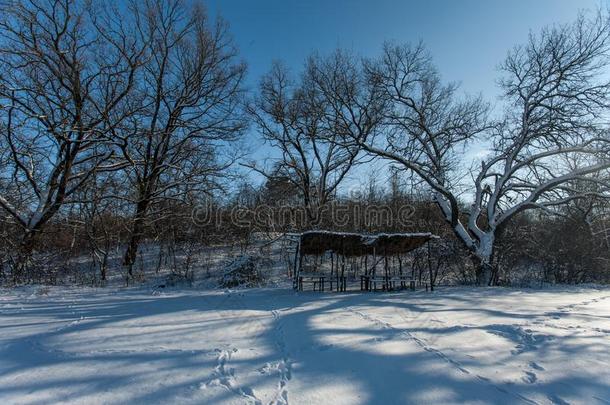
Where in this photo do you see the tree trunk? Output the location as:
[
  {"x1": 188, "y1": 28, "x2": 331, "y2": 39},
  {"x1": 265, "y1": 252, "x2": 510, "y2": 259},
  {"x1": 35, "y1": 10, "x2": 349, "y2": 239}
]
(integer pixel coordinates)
[
  {"x1": 100, "y1": 252, "x2": 108, "y2": 282},
  {"x1": 474, "y1": 256, "x2": 495, "y2": 286},
  {"x1": 12, "y1": 230, "x2": 37, "y2": 283},
  {"x1": 123, "y1": 198, "x2": 151, "y2": 275},
  {"x1": 452, "y1": 225, "x2": 496, "y2": 287}
]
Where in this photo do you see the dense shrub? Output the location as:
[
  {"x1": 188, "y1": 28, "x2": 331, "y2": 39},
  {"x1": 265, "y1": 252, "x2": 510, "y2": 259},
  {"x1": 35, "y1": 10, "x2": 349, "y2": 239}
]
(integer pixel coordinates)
[{"x1": 220, "y1": 255, "x2": 268, "y2": 288}]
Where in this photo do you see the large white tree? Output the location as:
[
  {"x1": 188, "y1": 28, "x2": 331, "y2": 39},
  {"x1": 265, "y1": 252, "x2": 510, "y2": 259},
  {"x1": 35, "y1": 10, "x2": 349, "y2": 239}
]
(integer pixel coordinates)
[{"x1": 322, "y1": 13, "x2": 610, "y2": 285}]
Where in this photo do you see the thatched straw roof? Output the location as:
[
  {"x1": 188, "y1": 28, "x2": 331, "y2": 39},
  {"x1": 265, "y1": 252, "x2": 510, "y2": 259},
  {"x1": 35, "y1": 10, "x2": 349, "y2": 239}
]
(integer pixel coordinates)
[{"x1": 298, "y1": 231, "x2": 438, "y2": 256}]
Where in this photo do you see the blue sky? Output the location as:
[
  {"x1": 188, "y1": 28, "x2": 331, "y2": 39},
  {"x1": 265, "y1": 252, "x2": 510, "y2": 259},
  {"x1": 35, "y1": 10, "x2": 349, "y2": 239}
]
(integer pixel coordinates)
[{"x1": 205, "y1": 0, "x2": 603, "y2": 190}]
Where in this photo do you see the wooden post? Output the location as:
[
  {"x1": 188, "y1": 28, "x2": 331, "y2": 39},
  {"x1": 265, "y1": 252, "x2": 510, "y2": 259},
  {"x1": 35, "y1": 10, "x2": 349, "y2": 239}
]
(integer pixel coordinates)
[
  {"x1": 298, "y1": 249, "x2": 303, "y2": 277},
  {"x1": 427, "y1": 240, "x2": 434, "y2": 292},
  {"x1": 384, "y1": 253, "x2": 388, "y2": 291},
  {"x1": 398, "y1": 255, "x2": 403, "y2": 276},
  {"x1": 417, "y1": 252, "x2": 422, "y2": 287},
  {"x1": 328, "y1": 252, "x2": 335, "y2": 291},
  {"x1": 340, "y1": 254, "x2": 345, "y2": 291},
  {"x1": 411, "y1": 257, "x2": 415, "y2": 283},
  {"x1": 372, "y1": 247, "x2": 376, "y2": 277},
  {"x1": 337, "y1": 240, "x2": 342, "y2": 291},
  {"x1": 293, "y1": 240, "x2": 300, "y2": 290}
]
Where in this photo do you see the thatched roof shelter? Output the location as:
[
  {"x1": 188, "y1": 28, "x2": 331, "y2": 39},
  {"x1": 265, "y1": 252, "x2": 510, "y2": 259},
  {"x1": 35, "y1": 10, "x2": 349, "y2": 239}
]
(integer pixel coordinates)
[{"x1": 297, "y1": 231, "x2": 438, "y2": 256}]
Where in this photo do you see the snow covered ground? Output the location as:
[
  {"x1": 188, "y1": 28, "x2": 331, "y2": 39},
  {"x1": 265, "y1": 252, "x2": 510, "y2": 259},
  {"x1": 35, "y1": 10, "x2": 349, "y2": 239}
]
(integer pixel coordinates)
[{"x1": 1, "y1": 285, "x2": 609, "y2": 404}]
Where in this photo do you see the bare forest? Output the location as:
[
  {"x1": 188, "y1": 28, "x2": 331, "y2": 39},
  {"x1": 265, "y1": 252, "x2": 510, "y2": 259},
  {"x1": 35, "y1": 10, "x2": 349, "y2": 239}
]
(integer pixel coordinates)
[{"x1": 1, "y1": 0, "x2": 609, "y2": 287}]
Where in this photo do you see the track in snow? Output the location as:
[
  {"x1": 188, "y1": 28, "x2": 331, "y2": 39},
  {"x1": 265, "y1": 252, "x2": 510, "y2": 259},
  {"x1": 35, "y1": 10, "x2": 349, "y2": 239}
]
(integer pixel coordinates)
[{"x1": 346, "y1": 306, "x2": 539, "y2": 405}]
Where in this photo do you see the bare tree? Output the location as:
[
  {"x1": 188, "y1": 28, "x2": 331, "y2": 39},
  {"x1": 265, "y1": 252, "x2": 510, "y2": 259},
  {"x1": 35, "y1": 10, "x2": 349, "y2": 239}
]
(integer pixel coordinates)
[
  {"x1": 248, "y1": 52, "x2": 381, "y2": 224},
  {"x1": 0, "y1": 0, "x2": 146, "y2": 279},
  {"x1": 77, "y1": 171, "x2": 124, "y2": 283},
  {"x1": 116, "y1": 0, "x2": 247, "y2": 274},
  {"x1": 331, "y1": 13, "x2": 610, "y2": 285}
]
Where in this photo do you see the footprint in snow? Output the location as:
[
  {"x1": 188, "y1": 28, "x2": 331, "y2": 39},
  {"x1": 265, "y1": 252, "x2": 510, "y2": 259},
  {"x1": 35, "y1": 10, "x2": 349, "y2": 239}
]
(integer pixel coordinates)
[
  {"x1": 522, "y1": 371, "x2": 537, "y2": 384},
  {"x1": 485, "y1": 324, "x2": 552, "y2": 355},
  {"x1": 547, "y1": 394, "x2": 570, "y2": 405},
  {"x1": 202, "y1": 348, "x2": 262, "y2": 405}
]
